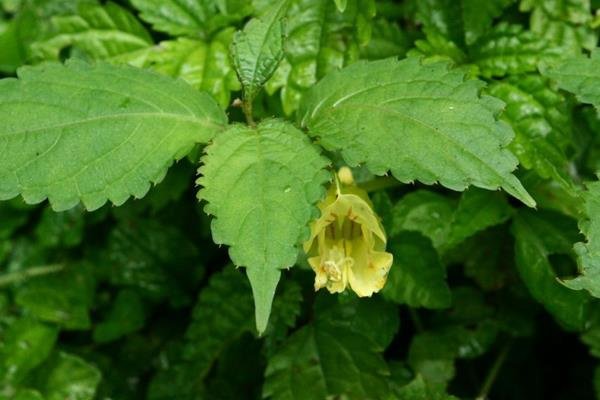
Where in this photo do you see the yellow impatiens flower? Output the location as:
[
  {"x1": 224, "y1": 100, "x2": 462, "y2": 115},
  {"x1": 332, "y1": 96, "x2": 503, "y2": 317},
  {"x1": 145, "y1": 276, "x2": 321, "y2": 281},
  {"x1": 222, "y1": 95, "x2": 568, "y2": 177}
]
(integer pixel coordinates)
[{"x1": 303, "y1": 168, "x2": 393, "y2": 297}]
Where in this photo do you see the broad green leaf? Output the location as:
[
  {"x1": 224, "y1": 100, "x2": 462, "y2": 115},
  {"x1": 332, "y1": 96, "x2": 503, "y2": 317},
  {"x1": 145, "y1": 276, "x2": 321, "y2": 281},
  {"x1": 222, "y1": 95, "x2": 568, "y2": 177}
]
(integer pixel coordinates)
[
  {"x1": 520, "y1": 0, "x2": 596, "y2": 54},
  {"x1": 36, "y1": 352, "x2": 101, "y2": 400},
  {"x1": 0, "y1": 318, "x2": 58, "y2": 385},
  {"x1": 15, "y1": 264, "x2": 95, "y2": 330},
  {"x1": 263, "y1": 279, "x2": 304, "y2": 353},
  {"x1": 409, "y1": 29, "x2": 468, "y2": 65},
  {"x1": 488, "y1": 75, "x2": 574, "y2": 189},
  {"x1": 114, "y1": 29, "x2": 240, "y2": 109},
  {"x1": 470, "y1": 23, "x2": 561, "y2": 78},
  {"x1": 92, "y1": 289, "x2": 146, "y2": 343},
  {"x1": 231, "y1": 0, "x2": 289, "y2": 101},
  {"x1": 266, "y1": 0, "x2": 376, "y2": 114},
  {"x1": 382, "y1": 231, "x2": 452, "y2": 309},
  {"x1": 300, "y1": 57, "x2": 536, "y2": 208},
  {"x1": 198, "y1": 120, "x2": 330, "y2": 332},
  {"x1": 0, "y1": 60, "x2": 226, "y2": 211},
  {"x1": 130, "y1": 0, "x2": 250, "y2": 38},
  {"x1": 263, "y1": 320, "x2": 391, "y2": 400},
  {"x1": 104, "y1": 219, "x2": 201, "y2": 304},
  {"x1": 395, "y1": 375, "x2": 459, "y2": 400},
  {"x1": 563, "y1": 181, "x2": 600, "y2": 297},
  {"x1": 511, "y1": 209, "x2": 591, "y2": 330},
  {"x1": 541, "y1": 49, "x2": 600, "y2": 110},
  {"x1": 29, "y1": 2, "x2": 152, "y2": 62}
]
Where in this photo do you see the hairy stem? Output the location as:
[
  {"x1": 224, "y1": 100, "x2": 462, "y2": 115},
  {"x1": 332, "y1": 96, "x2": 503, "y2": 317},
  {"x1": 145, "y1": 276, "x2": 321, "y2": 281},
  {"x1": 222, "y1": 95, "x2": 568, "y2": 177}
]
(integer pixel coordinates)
[{"x1": 242, "y1": 96, "x2": 256, "y2": 127}]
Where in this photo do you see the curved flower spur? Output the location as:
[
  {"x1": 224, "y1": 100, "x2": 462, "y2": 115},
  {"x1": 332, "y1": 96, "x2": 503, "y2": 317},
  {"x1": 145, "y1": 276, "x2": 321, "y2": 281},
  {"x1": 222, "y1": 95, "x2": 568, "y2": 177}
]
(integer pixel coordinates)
[{"x1": 304, "y1": 167, "x2": 393, "y2": 296}]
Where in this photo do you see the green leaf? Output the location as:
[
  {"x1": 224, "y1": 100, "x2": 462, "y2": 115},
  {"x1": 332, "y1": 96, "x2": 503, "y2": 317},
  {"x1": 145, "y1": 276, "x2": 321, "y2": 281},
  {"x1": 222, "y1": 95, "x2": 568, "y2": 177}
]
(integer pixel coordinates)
[
  {"x1": 0, "y1": 60, "x2": 226, "y2": 211},
  {"x1": 360, "y1": 18, "x2": 410, "y2": 60},
  {"x1": 266, "y1": 0, "x2": 376, "y2": 114},
  {"x1": 511, "y1": 209, "x2": 591, "y2": 330},
  {"x1": 541, "y1": 49, "x2": 600, "y2": 110},
  {"x1": 263, "y1": 319, "x2": 391, "y2": 400},
  {"x1": 105, "y1": 219, "x2": 201, "y2": 304},
  {"x1": 36, "y1": 352, "x2": 101, "y2": 400},
  {"x1": 390, "y1": 190, "x2": 455, "y2": 249},
  {"x1": 0, "y1": 318, "x2": 58, "y2": 385},
  {"x1": 461, "y1": 0, "x2": 516, "y2": 45},
  {"x1": 198, "y1": 119, "x2": 330, "y2": 332},
  {"x1": 563, "y1": 181, "x2": 600, "y2": 297},
  {"x1": 416, "y1": 0, "x2": 517, "y2": 46},
  {"x1": 15, "y1": 264, "x2": 95, "y2": 330},
  {"x1": 92, "y1": 289, "x2": 146, "y2": 343},
  {"x1": 147, "y1": 267, "x2": 254, "y2": 399},
  {"x1": 29, "y1": 2, "x2": 152, "y2": 62},
  {"x1": 231, "y1": 0, "x2": 289, "y2": 101},
  {"x1": 520, "y1": 0, "x2": 596, "y2": 54},
  {"x1": 408, "y1": 322, "x2": 498, "y2": 389},
  {"x1": 382, "y1": 231, "x2": 452, "y2": 309},
  {"x1": 334, "y1": 0, "x2": 347, "y2": 12},
  {"x1": 395, "y1": 375, "x2": 459, "y2": 400},
  {"x1": 114, "y1": 29, "x2": 240, "y2": 109},
  {"x1": 300, "y1": 57, "x2": 536, "y2": 208},
  {"x1": 470, "y1": 23, "x2": 561, "y2": 78},
  {"x1": 315, "y1": 295, "x2": 400, "y2": 349},
  {"x1": 34, "y1": 206, "x2": 85, "y2": 248},
  {"x1": 0, "y1": 18, "x2": 25, "y2": 73},
  {"x1": 488, "y1": 75, "x2": 574, "y2": 189}
]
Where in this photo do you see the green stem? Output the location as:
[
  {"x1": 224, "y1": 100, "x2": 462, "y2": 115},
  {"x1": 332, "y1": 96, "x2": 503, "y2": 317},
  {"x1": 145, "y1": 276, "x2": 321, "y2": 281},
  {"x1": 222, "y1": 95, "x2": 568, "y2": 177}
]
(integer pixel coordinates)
[
  {"x1": 0, "y1": 264, "x2": 65, "y2": 287},
  {"x1": 476, "y1": 341, "x2": 511, "y2": 400},
  {"x1": 242, "y1": 96, "x2": 256, "y2": 127},
  {"x1": 359, "y1": 176, "x2": 402, "y2": 193}
]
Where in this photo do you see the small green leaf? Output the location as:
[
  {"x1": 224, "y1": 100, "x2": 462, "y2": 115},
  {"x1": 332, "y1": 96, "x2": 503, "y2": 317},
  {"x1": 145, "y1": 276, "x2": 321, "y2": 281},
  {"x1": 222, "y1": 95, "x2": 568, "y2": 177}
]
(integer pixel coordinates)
[
  {"x1": 15, "y1": 264, "x2": 95, "y2": 330},
  {"x1": 511, "y1": 209, "x2": 591, "y2": 330},
  {"x1": 105, "y1": 219, "x2": 201, "y2": 304},
  {"x1": 395, "y1": 375, "x2": 459, "y2": 400},
  {"x1": 470, "y1": 23, "x2": 561, "y2": 78},
  {"x1": 563, "y1": 181, "x2": 600, "y2": 297},
  {"x1": 0, "y1": 60, "x2": 226, "y2": 211},
  {"x1": 488, "y1": 75, "x2": 574, "y2": 189},
  {"x1": 0, "y1": 318, "x2": 58, "y2": 385},
  {"x1": 520, "y1": 0, "x2": 596, "y2": 54},
  {"x1": 92, "y1": 289, "x2": 146, "y2": 343},
  {"x1": 198, "y1": 119, "x2": 330, "y2": 332},
  {"x1": 266, "y1": 0, "x2": 376, "y2": 114},
  {"x1": 114, "y1": 30, "x2": 241, "y2": 109},
  {"x1": 34, "y1": 206, "x2": 86, "y2": 249},
  {"x1": 29, "y1": 2, "x2": 152, "y2": 62},
  {"x1": 300, "y1": 57, "x2": 536, "y2": 208},
  {"x1": 334, "y1": 0, "x2": 347, "y2": 12},
  {"x1": 541, "y1": 49, "x2": 600, "y2": 110},
  {"x1": 231, "y1": 0, "x2": 289, "y2": 101},
  {"x1": 445, "y1": 188, "x2": 513, "y2": 250},
  {"x1": 263, "y1": 319, "x2": 391, "y2": 399},
  {"x1": 37, "y1": 352, "x2": 101, "y2": 400},
  {"x1": 383, "y1": 231, "x2": 452, "y2": 309}
]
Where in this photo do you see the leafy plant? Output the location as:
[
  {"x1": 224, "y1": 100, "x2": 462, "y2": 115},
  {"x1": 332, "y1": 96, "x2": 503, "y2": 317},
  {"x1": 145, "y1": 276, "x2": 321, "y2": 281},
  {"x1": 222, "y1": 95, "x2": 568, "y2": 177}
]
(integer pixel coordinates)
[{"x1": 1, "y1": 0, "x2": 600, "y2": 398}]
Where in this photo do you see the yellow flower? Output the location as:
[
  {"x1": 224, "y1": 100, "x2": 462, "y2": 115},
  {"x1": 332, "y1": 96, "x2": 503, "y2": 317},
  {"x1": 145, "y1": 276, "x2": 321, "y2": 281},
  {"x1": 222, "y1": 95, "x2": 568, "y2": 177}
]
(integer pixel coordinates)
[{"x1": 303, "y1": 169, "x2": 393, "y2": 297}]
